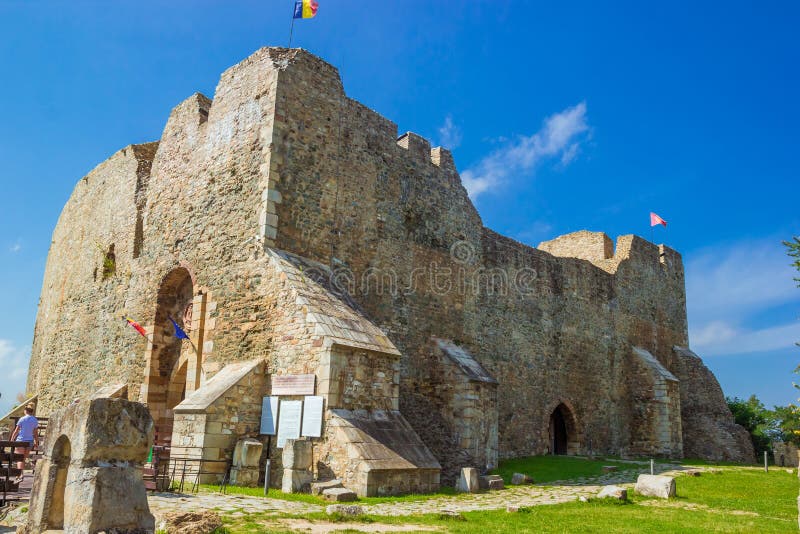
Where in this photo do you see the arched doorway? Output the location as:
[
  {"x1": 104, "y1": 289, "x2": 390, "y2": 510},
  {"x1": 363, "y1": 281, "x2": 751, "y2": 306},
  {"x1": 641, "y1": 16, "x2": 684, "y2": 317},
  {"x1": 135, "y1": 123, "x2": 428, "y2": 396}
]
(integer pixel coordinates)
[
  {"x1": 146, "y1": 267, "x2": 195, "y2": 448},
  {"x1": 549, "y1": 403, "x2": 578, "y2": 455},
  {"x1": 47, "y1": 435, "x2": 70, "y2": 529}
]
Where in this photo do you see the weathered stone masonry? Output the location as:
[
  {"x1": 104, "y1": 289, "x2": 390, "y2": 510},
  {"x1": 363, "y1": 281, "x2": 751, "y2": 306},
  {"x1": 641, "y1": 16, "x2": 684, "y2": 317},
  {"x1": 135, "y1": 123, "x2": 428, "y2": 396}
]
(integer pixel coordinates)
[{"x1": 27, "y1": 47, "x2": 753, "y2": 494}]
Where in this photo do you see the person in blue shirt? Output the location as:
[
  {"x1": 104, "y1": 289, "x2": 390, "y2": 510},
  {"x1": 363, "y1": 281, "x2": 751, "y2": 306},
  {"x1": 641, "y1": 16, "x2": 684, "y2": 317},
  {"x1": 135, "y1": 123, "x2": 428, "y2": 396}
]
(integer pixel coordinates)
[{"x1": 10, "y1": 403, "x2": 39, "y2": 473}]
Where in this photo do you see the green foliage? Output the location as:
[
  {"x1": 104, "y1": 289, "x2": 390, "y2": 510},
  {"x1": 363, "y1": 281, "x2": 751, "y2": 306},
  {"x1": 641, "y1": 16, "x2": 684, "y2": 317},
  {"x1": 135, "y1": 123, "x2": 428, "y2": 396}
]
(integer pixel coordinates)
[
  {"x1": 771, "y1": 404, "x2": 800, "y2": 445},
  {"x1": 726, "y1": 395, "x2": 781, "y2": 456},
  {"x1": 785, "y1": 236, "x2": 800, "y2": 286}
]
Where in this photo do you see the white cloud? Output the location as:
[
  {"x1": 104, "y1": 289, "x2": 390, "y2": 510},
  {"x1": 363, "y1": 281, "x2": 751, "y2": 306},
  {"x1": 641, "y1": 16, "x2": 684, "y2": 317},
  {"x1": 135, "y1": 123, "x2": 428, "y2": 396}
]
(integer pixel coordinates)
[
  {"x1": 691, "y1": 321, "x2": 800, "y2": 356},
  {"x1": 461, "y1": 102, "x2": 589, "y2": 200},
  {"x1": 686, "y1": 238, "x2": 800, "y2": 356},
  {"x1": 686, "y1": 239, "x2": 798, "y2": 324},
  {"x1": 437, "y1": 115, "x2": 462, "y2": 149},
  {"x1": 0, "y1": 339, "x2": 30, "y2": 415},
  {"x1": 9, "y1": 240, "x2": 21, "y2": 253}
]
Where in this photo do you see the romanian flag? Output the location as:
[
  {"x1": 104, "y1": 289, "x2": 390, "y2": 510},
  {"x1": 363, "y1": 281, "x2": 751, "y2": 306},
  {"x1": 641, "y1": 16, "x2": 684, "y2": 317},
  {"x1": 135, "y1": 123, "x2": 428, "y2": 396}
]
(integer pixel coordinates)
[
  {"x1": 293, "y1": 0, "x2": 318, "y2": 19},
  {"x1": 125, "y1": 316, "x2": 148, "y2": 338}
]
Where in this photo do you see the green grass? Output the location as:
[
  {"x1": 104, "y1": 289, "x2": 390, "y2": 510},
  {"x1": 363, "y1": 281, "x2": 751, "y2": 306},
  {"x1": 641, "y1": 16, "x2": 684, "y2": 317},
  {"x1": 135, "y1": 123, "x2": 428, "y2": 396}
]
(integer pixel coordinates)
[
  {"x1": 199, "y1": 483, "x2": 458, "y2": 505},
  {"x1": 213, "y1": 459, "x2": 799, "y2": 533},
  {"x1": 198, "y1": 485, "x2": 328, "y2": 505},
  {"x1": 675, "y1": 467, "x2": 797, "y2": 519},
  {"x1": 492, "y1": 455, "x2": 633, "y2": 484}
]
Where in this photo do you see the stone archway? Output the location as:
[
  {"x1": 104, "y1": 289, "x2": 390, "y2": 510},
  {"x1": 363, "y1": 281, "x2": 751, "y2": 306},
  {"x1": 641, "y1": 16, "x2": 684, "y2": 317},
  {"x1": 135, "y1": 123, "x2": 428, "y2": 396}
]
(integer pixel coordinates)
[
  {"x1": 548, "y1": 402, "x2": 579, "y2": 456},
  {"x1": 144, "y1": 267, "x2": 195, "y2": 448}
]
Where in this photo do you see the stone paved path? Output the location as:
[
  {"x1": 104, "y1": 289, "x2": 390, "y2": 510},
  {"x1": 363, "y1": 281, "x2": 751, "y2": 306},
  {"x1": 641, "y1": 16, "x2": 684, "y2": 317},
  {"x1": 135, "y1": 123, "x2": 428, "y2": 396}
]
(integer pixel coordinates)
[{"x1": 148, "y1": 463, "x2": 689, "y2": 518}]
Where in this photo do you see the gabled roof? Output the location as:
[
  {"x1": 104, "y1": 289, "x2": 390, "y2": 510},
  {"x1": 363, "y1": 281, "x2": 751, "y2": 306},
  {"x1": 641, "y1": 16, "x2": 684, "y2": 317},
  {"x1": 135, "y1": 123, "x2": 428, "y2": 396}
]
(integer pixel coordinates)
[
  {"x1": 268, "y1": 249, "x2": 400, "y2": 356},
  {"x1": 433, "y1": 338, "x2": 498, "y2": 384}
]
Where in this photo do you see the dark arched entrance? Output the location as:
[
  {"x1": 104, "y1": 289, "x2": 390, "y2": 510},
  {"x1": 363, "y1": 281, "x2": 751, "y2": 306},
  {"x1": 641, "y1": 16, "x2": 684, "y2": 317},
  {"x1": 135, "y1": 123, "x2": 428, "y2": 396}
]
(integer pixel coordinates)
[
  {"x1": 549, "y1": 403, "x2": 578, "y2": 455},
  {"x1": 145, "y1": 267, "x2": 194, "y2": 448}
]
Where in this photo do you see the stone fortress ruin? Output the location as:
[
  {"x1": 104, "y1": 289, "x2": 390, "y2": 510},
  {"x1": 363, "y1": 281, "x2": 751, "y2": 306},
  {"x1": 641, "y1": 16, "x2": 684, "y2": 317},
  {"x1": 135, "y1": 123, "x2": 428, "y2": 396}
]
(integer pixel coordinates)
[{"x1": 26, "y1": 47, "x2": 754, "y2": 496}]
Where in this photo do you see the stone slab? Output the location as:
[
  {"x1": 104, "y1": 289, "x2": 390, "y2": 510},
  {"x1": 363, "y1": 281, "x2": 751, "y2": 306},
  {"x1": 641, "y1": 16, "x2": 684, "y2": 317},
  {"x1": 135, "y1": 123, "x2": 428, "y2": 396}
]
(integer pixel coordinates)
[{"x1": 635, "y1": 474, "x2": 676, "y2": 499}]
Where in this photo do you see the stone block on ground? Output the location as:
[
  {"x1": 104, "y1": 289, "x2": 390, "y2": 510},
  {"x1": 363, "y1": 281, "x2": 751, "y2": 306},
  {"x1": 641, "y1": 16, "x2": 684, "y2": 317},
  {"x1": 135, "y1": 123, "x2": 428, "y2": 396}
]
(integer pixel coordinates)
[
  {"x1": 511, "y1": 472, "x2": 533, "y2": 485},
  {"x1": 455, "y1": 467, "x2": 480, "y2": 493},
  {"x1": 326, "y1": 504, "x2": 363, "y2": 516},
  {"x1": 311, "y1": 479, "x2": 344, "y2": 495},
  {"x1": 282, "y1": 439, "x2": 312, "y2": 470},
  {"x1": 282, "y1": 468, "x2": 313, "y2": 493},
  {"x1": 322, "y1": 487, "x2": 358, "y2": 502},
  {"x1": 506, "y1": 505, "x2": 520, "y2": 513},
  {"x1": 478, "y1": 474, "x2": 504, "y2": 490},
  {"x1": 597, "y1": 485, "x2": 628, "y2": 500},
  {"x1": 233, "y1": 438, "x2": 263, "y2": 468},
  {"x1": 488, "y1": 477, "x2": 504, "y2": 490},
  {"x1": 601, "y1": 465, "x2": 618, "y2": 473},
  {"x1": 635, "y1": 474, "x2": 676, "y2": 499}
]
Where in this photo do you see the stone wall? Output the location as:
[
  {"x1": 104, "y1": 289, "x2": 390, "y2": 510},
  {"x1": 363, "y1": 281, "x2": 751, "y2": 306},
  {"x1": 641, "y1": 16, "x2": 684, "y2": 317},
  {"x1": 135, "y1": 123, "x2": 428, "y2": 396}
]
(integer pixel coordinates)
[
  {"x1": 774, "y1": 442, "x2": 798, "y2": 467},
  {"x1": 27, "y1": 46, "x2": 753, "y2": 475}
]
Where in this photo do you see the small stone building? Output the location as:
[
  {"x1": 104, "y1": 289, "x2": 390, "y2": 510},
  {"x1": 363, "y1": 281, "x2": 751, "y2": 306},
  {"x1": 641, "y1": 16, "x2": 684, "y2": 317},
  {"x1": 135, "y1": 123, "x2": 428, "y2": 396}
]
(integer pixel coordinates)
[
  {"x1": 774, "y1": 442, "x2": 799, "y2": 467},
  {"x1": 26, "y1": 47, "x2": 754, "y2": 496}
]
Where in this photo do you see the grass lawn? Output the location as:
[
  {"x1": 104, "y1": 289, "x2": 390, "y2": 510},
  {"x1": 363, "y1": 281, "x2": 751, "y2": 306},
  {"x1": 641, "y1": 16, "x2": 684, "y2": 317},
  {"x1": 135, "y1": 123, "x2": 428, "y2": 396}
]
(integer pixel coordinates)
[
  {"x1": 210, "y1": 458, "x2": 798, "y2": 533},
  {"x1": 491, "y1": 455, "x2": 634, "y2": 484}
]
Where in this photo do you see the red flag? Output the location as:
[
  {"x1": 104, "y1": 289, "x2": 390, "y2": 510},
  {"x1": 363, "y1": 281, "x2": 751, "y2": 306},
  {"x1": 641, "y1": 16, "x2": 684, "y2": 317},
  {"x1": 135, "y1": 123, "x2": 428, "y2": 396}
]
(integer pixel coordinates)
[
  {"x1": 125, "y1": 316, "x2": 148, "y2": 338},
  {"x1": 650, "y1": 212, "x2": 667, "y2": 227}
]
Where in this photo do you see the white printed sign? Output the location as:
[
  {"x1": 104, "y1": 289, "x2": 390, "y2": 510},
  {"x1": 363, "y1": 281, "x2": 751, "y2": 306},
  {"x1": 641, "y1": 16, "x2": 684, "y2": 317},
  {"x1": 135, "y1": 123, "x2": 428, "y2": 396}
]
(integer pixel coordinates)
[
  {"x1": 276, "y1": 400, "x2": 302, "y2": 448},
  {"x1": 260, "y1": 396, "x2": 279, "y2": 435},
  {"x1": 301, "y1": 396, "x2": 324, "y2": 438}
]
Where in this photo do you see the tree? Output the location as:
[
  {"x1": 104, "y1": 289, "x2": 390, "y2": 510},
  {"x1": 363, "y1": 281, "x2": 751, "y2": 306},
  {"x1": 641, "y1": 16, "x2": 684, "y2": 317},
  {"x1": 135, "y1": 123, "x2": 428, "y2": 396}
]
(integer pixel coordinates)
[
  {"x1": 726, "y1": 395, "x2": 778, "y2": 457},
  {"x1": 786, "y1": 236, "x2": 800, "y2": 286},
  {"x1": 771, "y1": 404, "x2": 800, "y2": 446}
]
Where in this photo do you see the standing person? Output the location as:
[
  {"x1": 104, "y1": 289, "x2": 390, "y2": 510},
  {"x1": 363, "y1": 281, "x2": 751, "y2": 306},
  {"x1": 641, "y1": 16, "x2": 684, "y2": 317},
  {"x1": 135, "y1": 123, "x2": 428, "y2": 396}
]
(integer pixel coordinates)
[{"x1": 9, "y1": 403, "x2": 38, "y2": 474}]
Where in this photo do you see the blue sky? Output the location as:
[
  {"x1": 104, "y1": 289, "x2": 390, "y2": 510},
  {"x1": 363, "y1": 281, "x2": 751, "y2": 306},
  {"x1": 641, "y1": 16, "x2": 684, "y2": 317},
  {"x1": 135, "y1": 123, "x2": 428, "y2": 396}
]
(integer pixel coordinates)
[{"x1": 0, "y1": 1, "x2": 798, "y2": 414}]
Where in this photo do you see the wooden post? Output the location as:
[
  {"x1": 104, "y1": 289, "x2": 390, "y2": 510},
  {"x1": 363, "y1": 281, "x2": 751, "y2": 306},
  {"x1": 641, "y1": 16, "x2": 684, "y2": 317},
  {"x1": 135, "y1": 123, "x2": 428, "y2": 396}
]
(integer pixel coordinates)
[
  {"x1": 764, "y1": 451, "x2": 768, "y2": 473},
  {"x1": 650, "y1": 458, "x2": 654, "y2": 475}
]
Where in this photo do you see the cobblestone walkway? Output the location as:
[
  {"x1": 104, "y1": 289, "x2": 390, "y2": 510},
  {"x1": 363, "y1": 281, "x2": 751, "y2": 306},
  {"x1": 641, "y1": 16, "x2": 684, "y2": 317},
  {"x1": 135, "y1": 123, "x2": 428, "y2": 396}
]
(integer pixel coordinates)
[
  {"x1": 148, "y1": 464, "x2": 686, "y2": 518},
  {"x1": 148, "y1": 492, "x2": 322, "y2": 517}
]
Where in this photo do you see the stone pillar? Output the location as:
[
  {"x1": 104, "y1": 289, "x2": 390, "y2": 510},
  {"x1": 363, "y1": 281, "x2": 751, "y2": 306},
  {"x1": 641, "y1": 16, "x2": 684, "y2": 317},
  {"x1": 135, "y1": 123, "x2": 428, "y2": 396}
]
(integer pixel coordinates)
[
  {"x1": 282, "y1": 439, "x2": 313, "y2": 493},
  {"x1": 22, "y1": 398, "x2": 155, "y2": 534},
  {"x1": 230, "y1": 438, "x2": 264, "y2": 487}
]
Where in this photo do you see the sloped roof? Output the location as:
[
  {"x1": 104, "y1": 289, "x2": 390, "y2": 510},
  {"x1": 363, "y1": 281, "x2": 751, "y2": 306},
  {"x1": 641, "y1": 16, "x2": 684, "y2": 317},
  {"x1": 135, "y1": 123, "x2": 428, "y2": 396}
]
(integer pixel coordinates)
[
  {"x1": 329, "y1": 409, "x2": 440, "y2": 471},
  {"x1": 633, "y1": 347, "x2": 678, "y2": 382},
  {"x1": 175, "y1": 359, "x2": 263, "y2": 413},
  {"x1": 433, "y1": 338, "x2": 498, "y2": 384},
  {"x1": 268, "y1": 249, "x2": 400, "y2": 356}
]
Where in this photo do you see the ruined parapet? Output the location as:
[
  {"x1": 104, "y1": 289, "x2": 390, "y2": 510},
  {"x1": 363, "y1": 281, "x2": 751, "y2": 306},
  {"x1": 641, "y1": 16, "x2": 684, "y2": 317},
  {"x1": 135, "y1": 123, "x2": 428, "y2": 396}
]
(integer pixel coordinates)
[
  {"x1": 23, "y1": 397, "x2": 154, "y2": 534},
  {"x1": 672, "y1": 346, "x2": 754, "y2": 462},
  {"x1": 538, "y1": 230, "x2": 614, "y2": 264},
  {"x1": 27, "y1": 142, "x2": 158, "y2": 413}
]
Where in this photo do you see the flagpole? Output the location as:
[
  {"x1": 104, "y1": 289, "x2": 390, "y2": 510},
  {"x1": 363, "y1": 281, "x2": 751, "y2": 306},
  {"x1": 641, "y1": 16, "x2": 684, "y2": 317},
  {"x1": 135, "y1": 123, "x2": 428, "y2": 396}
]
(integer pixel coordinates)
[{"x1": 288, "y1": 6, "x2": 296, "y2": 47}]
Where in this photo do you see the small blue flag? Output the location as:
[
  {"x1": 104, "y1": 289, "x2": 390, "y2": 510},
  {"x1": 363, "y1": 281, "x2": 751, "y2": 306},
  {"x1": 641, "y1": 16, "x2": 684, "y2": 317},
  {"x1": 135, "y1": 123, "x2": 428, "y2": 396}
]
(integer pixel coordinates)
[{"x1": 169, "y1": 317, "x2": 190, "y2": 340}]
